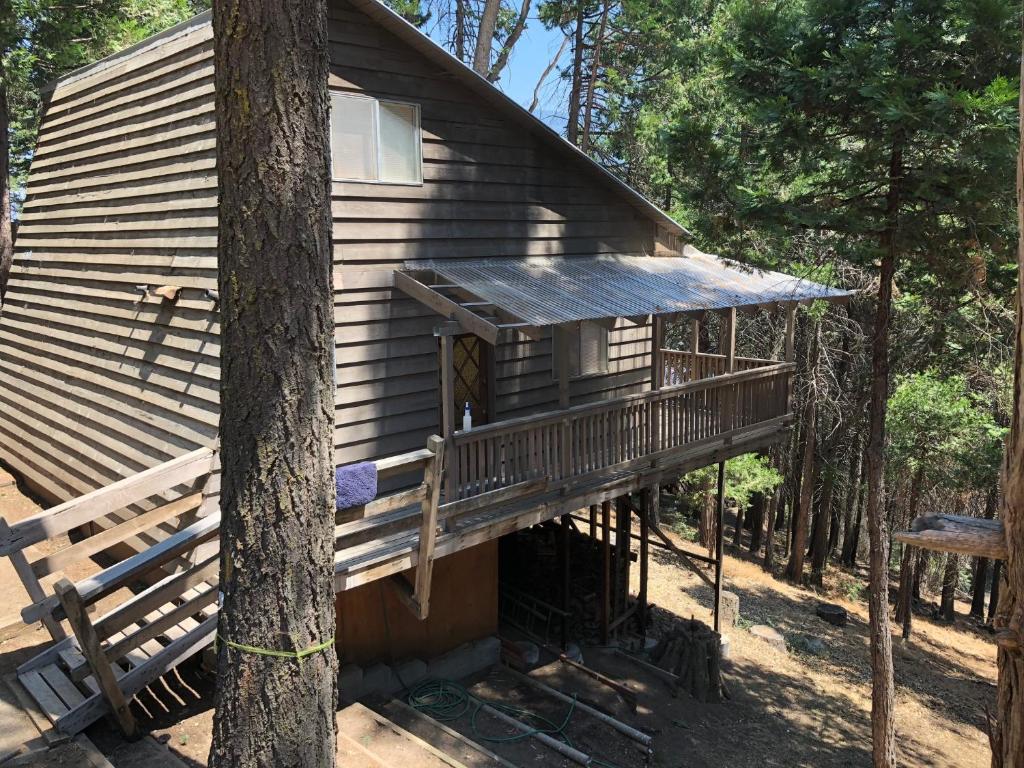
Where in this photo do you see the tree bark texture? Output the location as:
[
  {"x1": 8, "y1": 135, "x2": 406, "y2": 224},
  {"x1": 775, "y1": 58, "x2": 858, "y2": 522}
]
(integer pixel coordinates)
[
  {"x1": 786, "y1": 328, "x2": 819, "y2": 583},
  {"x1": 992, "y1": 44, "x2": 1024, "y2": 768},
  {"x1": 972, "y1": 486, "x2": 998, "y2": 619},
  {"x1": 940, "y1": 553, "x2": 959, "y2": 623},
  {"x1": 842, "y1": 436, "x2": 864, "y2": 565},
  {"x1": 579, "y1": 0, "x2": 608, "y2": 153},
  {"x1": 811, "y1": 463, "x2": 835, "y2": 587},
  {"x1": 472, "y1": 0, "x2": 501, "y2": 76},
  {"x1": 209, "y1": 2, "x2": 338, "y2": 766},
  {"x1": 865, "y1": 141, "x2": 900, "y2": 768},
  {"x1": 566, "y1": 2, "x2": 585, "y2": 146},
  {"x1": 0, "y1": 70, "x2": 12, "y2": 305}
]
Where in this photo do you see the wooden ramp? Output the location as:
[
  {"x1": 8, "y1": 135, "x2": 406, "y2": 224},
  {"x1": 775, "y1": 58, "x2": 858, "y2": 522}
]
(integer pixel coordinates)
[{"x1": 337, "y1": 703, "x2": 474, "y2": 768}]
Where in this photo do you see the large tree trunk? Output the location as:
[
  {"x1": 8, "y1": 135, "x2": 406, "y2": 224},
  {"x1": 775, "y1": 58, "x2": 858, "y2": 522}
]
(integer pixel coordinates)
[
  {"x1": 0, "y1": 69, "x2": 12, "y2": 305},
  {"x1": 566, "y1": 2, "x2": 586, "y2": 145},
  {"x1": 209, "y1": 1, "x2": 338, "y2": 766},
  {"x1": 749, "y1": 491, "x2": 765, "y2": 555},
  {"x1": 865, "y1": 141, "x2": 901, "y2": 768},
  {"x1": 786, "y1": 327, "x2": 819, "y2": 583},
  {"x1": 940, "y1": 552, "x2": 959, "y2": 623},
  {"x1": 841, "y1": 435, "x2": 864, "y2": 565},
  {"x1": 454, "y1": 0, "x2": 467, "y2": 62},
  {"x1": 472, "y1": 0, "x2": 501, "y2": 76},
  {"x1": 992, "y1": 46, "x2": 1024, "y2": 768},
  {"x1": 579, "y1": 0, "x2": 608, "y2": 153},
  {"x1": 895, "y1": 465, "x2": 926, "y2": 635},
  {"x1": 971, "y1": 486, "x2": 998, "y2": 619},
  {"x1": 810, "y1": 462, "x2": 835, "y2": 586}
]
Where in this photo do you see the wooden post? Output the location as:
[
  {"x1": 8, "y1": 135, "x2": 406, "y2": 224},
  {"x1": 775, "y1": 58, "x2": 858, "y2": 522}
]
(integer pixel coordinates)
[
  {"x1": 413, "y1": 435, "x2": 446, "y2": 618},
  {"x1": 589, "y1": 504, "x2": 598, "y2": 539},
  {"x1": 438, "y1": 329, "x2": 456, "y2": 501},
  {"x1": 0, "y1": 518, "x2": 66, "y2": 641},
  {"x1": 713, "y1": 462, "x2": 726, "y2": 634},
  {"x1": 616, "y1": 497, "x2": 631, "y2": 630},
  {"x1": 689, "y1": 318, "x2": 700, "y2": 381},
  {"x1": 639, "y1": 488, "x2": 651, "y2": 640},
  {"x1": 601, "y1": 499, "x2": 611, "y2": 645},
  {"x1": 54, "y1": 578, "x2": 136, "y2": 737},
  {"x1": 560, "y1": 513, "x2": 571, "y2": 650}
]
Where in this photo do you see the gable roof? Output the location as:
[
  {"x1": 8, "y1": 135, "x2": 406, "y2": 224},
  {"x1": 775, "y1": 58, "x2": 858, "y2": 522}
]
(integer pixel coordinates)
[
  {"x1": 346, "y1": 0, "x2": 689, "y2": 238},
  {"x1": 49, "y1": 0, "x2": 688, "y2": 239}
]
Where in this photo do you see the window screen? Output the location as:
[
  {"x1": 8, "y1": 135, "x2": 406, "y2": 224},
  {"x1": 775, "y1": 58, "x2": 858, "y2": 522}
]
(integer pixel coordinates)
[
  {"x1": 331, "y1": 92, "x2": 421, "y2": 184},
  {"x1": 557, "y1": 322, "x2": 610, "y2": 379}
]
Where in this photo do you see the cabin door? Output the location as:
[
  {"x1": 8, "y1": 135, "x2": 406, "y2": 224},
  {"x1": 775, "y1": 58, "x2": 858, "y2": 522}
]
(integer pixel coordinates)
[{"x1": 449, "y1": 333, "x2": 491, "y2": 429}]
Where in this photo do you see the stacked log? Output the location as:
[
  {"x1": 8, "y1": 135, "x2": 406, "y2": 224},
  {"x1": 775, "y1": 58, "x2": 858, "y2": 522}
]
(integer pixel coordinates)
[{"x1": 650, "y1": 619, "x2": 722, "y2": 702}]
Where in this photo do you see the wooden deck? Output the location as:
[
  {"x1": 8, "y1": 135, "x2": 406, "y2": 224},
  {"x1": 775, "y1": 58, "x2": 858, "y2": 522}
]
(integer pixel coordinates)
[{"x1": 335, "y1": 360, "x2": 793, "y2": 590}]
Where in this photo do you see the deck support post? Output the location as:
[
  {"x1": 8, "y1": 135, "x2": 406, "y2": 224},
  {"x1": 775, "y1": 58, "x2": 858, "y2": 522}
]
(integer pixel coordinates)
[
  {"x1": 560, "y1": 513, "x2": 571, "y2": 650},
  {"x1": 639, "y1": 487, "x2": 652, "y2": 640},
  {"x1": 601, "y1": 499, "x2": 611, "y2": 645},
  {"x1": 616, "y1": 497, "x2": 631, "y2": 629},
  {"x1": 589, "y1": 504, "x2": 598, "y2": 539},
  {"x1": 713, "y1": 461, "x2": 726, "y2": 634}
]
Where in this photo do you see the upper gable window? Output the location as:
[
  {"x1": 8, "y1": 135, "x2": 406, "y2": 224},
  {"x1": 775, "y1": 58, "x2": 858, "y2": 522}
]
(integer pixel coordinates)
[{"x1": 331, "y1": 92, "x2": 422, "y2": 184}]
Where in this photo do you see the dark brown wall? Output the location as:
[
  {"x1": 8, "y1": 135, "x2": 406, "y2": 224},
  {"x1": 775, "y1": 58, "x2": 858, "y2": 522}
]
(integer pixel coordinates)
[{"x1": 334, "y1": 539, "x2": 498, "y2": 664}]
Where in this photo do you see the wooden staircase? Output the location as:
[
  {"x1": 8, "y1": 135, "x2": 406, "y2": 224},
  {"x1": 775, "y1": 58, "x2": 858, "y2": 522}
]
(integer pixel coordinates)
[{"x1": 0, "y1": 439, "x2": 444, "y2": 739}]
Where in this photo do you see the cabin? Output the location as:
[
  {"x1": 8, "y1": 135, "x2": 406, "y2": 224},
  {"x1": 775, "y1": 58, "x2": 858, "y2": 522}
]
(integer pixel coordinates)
[{"x1": 0, "y1": 0, "x2": 848, "y2": 739}]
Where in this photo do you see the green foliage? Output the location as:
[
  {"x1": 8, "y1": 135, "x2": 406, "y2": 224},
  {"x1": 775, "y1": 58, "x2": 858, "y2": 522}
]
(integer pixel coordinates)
[
  {"x1": 680, "y1": 453, "x2": 783, "y2": 511},
  {"x1": 3, "y1": 0, "x2": 209, "y2": 210},
  {"x1": 887, "y1": 370, "x2": 1006, "y2": 493}
]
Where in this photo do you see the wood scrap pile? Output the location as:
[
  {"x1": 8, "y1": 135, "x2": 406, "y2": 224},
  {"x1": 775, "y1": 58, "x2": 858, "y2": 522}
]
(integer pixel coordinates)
[{"x1": 649, "y1": 619, "x2": 722, "y2": 702}]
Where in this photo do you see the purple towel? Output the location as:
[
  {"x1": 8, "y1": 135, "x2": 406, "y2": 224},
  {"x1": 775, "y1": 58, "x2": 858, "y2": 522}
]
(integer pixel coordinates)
[{"x1": 336, "y1": 462, "x2": 377, "y2": 510}]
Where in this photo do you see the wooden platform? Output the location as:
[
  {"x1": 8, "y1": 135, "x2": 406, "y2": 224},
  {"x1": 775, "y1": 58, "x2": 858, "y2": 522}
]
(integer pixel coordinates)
[{"x1": 337, "y1": 703, "x2": 475, "y2": 768}]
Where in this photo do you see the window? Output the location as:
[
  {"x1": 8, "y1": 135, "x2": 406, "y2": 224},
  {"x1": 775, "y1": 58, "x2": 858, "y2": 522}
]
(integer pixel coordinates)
[
  {"x1": 331, "y1": 92, "x2": 421, "y2": 184},
  {"x1": 554, "y1": 322, "x2": 609, "y2": 379}
]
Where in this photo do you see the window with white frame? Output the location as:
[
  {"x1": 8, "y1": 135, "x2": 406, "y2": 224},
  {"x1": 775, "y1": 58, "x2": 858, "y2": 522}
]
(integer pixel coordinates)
[
  {"x1": 331, "y1": 92, "x2": 422, "y2": 184},
  {"x1": 554, "y1": 322, "x2": 610, "y2": 378}
]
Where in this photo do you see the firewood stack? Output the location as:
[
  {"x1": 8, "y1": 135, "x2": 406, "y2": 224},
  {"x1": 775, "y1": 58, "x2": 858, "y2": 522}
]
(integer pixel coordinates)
[{"x1": 650, "y1": 618, "x2": 722, "y2": 702}]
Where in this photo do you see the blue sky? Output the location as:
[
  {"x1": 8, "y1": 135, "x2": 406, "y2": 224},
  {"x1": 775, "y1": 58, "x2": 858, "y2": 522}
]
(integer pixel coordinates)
[{"x1": 425, "y1": 14, "x2": 570, "y2": 132}]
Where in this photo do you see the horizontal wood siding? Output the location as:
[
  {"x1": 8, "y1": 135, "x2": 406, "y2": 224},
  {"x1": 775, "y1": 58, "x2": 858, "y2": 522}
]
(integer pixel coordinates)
[
  {"x1": 328, "y1": 0, "x2": 655, "y2": 466},
  {"x1": 0, "y1": 19, "x2": 219, "y2": 503},
  {"x1": 1, "y1": 1, "x2": 658, "y2": 502}
]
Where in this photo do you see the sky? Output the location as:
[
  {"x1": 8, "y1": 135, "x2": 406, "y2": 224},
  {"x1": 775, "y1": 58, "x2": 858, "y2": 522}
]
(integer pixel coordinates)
[{"x1": 424, "y1": 13, "x2": 570, "y2": 132}]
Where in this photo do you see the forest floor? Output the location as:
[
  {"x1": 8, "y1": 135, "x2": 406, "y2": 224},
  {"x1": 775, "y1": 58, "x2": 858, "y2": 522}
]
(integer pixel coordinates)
[{"x1": 635, "y1": 524, "x2": 997, "y2": 768}]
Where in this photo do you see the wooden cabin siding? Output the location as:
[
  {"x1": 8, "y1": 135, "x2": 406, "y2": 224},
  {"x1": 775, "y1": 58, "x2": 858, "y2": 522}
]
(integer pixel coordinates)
[
  {"x1": 0, "y1": 1, "x2": 660, "y2": 502},
  {"x1": 0, "y1": 18, "x2": 218, "y2": 503},
  {"x1": 328, "y1": 0, "x2": 656, "y2": 466}
]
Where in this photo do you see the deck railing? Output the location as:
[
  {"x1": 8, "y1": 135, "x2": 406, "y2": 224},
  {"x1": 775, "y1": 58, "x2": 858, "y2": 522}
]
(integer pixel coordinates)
[
  {"x1": 449, "y1": 363, "x2": 794, "y2": 501},
  {"x1": 661, "y1": 350, "x2": 777, "y2": 386}
]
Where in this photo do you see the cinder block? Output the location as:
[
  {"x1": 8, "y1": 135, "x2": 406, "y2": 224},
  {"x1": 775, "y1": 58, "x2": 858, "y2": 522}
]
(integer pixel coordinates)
[
  {"x1": 393, "y1": 658, "x2": 428, "y2": 690},
  {"x1": 471, "y1": 636, "x2": 501, "y2": 669},
  {"x1": 427, "y1": 642, "x2": 473, "y2": 681},
  {"x1": 362, "y1": 662, "x2": 396, "y2": 697}
]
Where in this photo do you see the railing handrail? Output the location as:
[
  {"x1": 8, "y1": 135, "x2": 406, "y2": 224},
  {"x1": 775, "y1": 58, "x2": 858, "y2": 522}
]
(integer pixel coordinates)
[
  {"x1": 661, "y1": 349, "x2": 778, "y2": 366},
  {"x1": 453, "y1": 362, "x2": 795, "y2": 444}
]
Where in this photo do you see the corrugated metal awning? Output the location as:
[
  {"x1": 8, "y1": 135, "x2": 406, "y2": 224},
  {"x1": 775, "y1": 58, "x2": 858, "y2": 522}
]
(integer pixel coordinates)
[{"x1": 406, "y1": 250, "x2": 850, "y2": 327}]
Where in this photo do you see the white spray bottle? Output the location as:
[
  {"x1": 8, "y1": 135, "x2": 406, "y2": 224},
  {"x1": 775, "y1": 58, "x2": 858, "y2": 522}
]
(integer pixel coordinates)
[{"x1": 462, "y1": 402, "x2": 473, "y2": 431}]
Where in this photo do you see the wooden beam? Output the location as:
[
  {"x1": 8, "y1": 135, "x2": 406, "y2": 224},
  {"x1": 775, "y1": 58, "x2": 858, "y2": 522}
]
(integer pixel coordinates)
[
  {"x1": 54, "y1": 579, "x2": 136, "y2": 738},
  {"x1": 690, "y1": 318, "x2": 699, "y2": 382},
  {"x1": 395, "y1": 271, "x2": 500, "y2": 345},
  {"x1": 412, "y1": 435, "x2": 446, "y2": 618},
  {"x1": 713, "y1": 461, "x2": 725, "y2": 634},
  {"x1": 601, "y1": 500, "x2": 611, "y2": 645}
]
